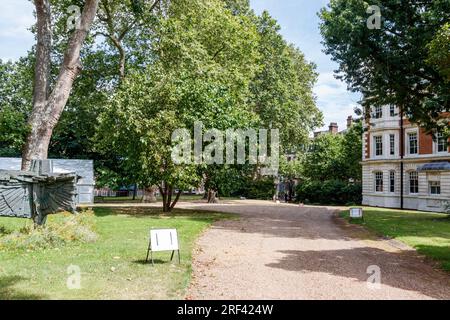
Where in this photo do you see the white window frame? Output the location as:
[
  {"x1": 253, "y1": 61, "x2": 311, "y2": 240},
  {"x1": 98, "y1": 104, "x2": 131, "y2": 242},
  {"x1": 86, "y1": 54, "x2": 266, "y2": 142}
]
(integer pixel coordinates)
[
  {"x1": 436, "y1": 133, "x2": 448, "y2": 153},
  {"x1": 407, "y1": 131, "x2": 418, "y2": 155},
  {"x1": 389, "y1": 134, "x2": 395, "y2": 155},
  {"x1": 374, "y1": 171, "x2": 384, "y2": 193},
  {"x1": 409, "y1": 171, "x2": 419, "y2": 194},
  {"x1": 389, "y1": 171, "x2": 395, "y2": 193},
  {"x1": 373, "y1": 106, "x2": 383, "y2": 119},
  {"x1": 374, "y1": 135, "x2": 383, "y2": 156},
  {"x1": 429, "y1": 181, "x2": 441, "y2": 195},
  {"x1": 389, "y1": 105, "x2": 396, "y2": 117}
]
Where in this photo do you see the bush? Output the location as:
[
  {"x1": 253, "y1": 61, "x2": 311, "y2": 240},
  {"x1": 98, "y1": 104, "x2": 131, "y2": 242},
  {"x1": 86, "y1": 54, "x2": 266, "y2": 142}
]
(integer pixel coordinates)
[
  {"x1": 0, "y1": 210, "x2": 98, "y2": 251},
  {"x1": 236, "y1": 178, "x2": 275, "y2": 200},
  {"x1": 296, "y1": 180, "x2": 362, "y2": 205}
]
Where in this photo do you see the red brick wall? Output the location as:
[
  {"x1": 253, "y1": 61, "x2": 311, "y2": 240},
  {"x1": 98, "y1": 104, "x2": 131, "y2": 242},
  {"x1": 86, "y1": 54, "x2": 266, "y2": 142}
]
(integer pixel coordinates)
[{"x1": 419, "y1": 128, "x2": 433, "y2": 155}]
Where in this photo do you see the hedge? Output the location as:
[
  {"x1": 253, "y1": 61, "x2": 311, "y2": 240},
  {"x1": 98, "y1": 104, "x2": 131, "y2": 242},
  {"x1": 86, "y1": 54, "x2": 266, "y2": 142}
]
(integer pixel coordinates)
[{"x1": 295, "y1": 180, "x2": 362, "y2": 205}]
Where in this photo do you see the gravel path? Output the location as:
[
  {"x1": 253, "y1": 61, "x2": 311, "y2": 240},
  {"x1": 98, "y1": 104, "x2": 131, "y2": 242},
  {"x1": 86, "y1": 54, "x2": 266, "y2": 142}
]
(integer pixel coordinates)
[{"x1": 182, "y1": 200, "x2": 450, "y2": 300}]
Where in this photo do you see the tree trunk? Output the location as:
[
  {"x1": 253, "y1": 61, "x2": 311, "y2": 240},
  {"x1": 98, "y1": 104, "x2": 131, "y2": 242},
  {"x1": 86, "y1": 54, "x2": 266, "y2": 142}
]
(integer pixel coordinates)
[
  {"x1": 169, "y1": 190, "x2": 182, "y2": 211},
  {"x1": 22, "y1": 0, "x2": 99, "y2": 170},
  {"x1": 207, "y1": 189, "x2": 219, "y2": 203},
  {"x1": 142, "y1": 186, "x2": 157, "y2": 203},
  {"x1": 159, "y1": 184, "x2": 182, "y2": 212},
  {"x1": 159, "y1": 185, "x2": 167, "y2": 212}
]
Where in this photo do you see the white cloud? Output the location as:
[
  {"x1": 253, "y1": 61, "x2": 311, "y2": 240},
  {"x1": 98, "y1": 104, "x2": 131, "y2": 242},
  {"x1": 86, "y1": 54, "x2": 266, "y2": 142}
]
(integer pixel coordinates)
[
  {"x1": 0, "y1": 1, "x2": 34, "y2": 38},
  {"x1": 314, "y1": 72, "x2": 361, "y2": 132},
  {"x1": 0, "y1": 1, "x2": 35, "y2": 61}
]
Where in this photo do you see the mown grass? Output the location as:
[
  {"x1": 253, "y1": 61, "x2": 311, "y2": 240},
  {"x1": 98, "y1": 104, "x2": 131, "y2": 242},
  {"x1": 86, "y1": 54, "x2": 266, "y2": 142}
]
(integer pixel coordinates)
[
  {"x1": 94, "y1": 194, "x2": 240, "y2": 203},
  {"x1": 341, "y1": 207, "x2": 450, "y2": 271},
  {"x1": 0, "y1": 207, "x2": 233, "y2": 300}
]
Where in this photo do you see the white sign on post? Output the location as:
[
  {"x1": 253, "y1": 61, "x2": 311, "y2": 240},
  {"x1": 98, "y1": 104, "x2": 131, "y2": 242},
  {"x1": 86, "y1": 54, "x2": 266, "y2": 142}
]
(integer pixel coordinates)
[
  {"x1": 350, "y1": 208, "x2": 363, "y2": 219},
  {"x1": 146, "y1": 229, "x2": 180, "y2": 265},
  {"x1": 150, "y1": 229, "x2": 179, "y2": 251}
]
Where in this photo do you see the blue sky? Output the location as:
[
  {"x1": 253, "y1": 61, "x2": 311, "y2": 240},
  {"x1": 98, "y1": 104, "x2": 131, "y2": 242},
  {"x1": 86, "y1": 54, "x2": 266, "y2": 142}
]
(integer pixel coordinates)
[{"x1": 0, "y1": 0, "x2": 360, "y2": 131}]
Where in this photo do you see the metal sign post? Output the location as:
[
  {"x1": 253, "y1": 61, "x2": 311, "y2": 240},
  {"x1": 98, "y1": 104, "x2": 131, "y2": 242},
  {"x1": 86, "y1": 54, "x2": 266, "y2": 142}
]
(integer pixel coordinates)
[{"x1": 145, "y1": 228, "x2": 180, "y2": 266}]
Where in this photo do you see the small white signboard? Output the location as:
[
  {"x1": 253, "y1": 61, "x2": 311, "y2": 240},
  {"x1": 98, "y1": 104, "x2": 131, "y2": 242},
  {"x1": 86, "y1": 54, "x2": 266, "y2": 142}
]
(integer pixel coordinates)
[
  {"x1": 150, "y1": 229, "x2": 179, "y2": 252},
  {"x1": 146, "y1": 229, "x2": 180, "y2": 265},
  {"x1": 350, "y1": 208, "x2": 363, "y2": 219}
]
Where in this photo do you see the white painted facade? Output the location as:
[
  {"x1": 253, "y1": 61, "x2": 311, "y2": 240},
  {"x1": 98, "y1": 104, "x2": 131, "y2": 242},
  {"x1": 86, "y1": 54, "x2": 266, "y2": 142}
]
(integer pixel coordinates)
[{"x1": 362, "y1": 105, "x2": 450, "y2": 212}]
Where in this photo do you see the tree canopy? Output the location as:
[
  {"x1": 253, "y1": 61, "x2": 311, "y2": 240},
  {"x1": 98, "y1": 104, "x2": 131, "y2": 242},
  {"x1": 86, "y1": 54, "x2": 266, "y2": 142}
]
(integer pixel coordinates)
[{"x1": 319, "y1": 0, "x2": 450, "y2": 133}]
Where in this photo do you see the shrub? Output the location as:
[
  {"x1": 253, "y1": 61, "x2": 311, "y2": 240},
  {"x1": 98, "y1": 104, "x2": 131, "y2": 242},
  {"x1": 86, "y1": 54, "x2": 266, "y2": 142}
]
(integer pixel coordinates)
[
  {"x1": 296, "y1": 180, "x2": 362, "y2": 205},
  {"x1": 236, "y1": 178, "x2": 275, "y2": 200},
  {"x1": 0, "y1": 210, "x2": 97, "y2": 251}
]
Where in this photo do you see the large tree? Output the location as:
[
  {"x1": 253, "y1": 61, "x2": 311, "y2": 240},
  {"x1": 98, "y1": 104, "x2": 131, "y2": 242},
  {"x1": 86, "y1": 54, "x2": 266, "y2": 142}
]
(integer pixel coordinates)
[
  {"x1": 22, "y1": 0, "x2": 99, "y2": 169},
  {"x1": 319, "y1": 0, "x2": 450, "y2": 133},
  {"x1": 21, "y1": 0, "x2": 166, "y2": 169},
  {"x1": 96, "y1": 0, "x2": 260, "y2": 211},
  {"x1": 252, "y1": 11, "x2": 322, "y2": 150}
]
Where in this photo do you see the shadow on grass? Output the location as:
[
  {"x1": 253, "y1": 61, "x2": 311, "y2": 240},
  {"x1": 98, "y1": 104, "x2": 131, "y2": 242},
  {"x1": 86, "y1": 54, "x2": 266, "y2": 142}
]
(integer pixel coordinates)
[
  {"x1": 0, "y1": 225, "x2": 11, "y2": 236},
  {"x1": 132, "y1": 259, "x2": 175, "y2": 265},
  {"x1": 341, "y1": 209, "x2": 450, "y2": 272},
  {"x1": 93, "y1": 207, "x2": 233, "y2": 222},
  {"x1": 0, "y1": 276, "x2": 48, "y2": 300}
]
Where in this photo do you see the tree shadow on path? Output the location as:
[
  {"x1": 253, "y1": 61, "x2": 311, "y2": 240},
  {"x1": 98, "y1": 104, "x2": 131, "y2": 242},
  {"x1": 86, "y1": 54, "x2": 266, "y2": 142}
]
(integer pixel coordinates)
[{"x1": 266, "y1": 247, "x2": 450, "y2": 299}]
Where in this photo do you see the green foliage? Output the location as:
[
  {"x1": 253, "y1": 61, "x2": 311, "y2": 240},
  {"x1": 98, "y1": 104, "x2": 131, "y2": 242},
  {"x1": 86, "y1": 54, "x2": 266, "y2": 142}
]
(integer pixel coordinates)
[
  {"x1": 251, "y1": 12, "x2": 322, "y2": 149},
  {"x1": 0, "y1": 0, "x2": 322, "y2": 201},
  {"x1": 301, "y1": 133, "x2": 344, "y2": 181},
  {"x1": 0, "y1": 106, "x2": 29, "y2": 156},
  {"x1": 296, "y1": 180, "x2": 362, "y2": 205},
  {"x1": 0, "y1": 211, "x2": 97, "y2": 252},
  {"x1": 0, "y1": 57, "x2": 33, "y2": 156},
  {"x1": 427, "y1": 23, "x2": 450, "y2": 82},
  {"x1": 296, "y1": 122, "x2": 363, "y2": 205},
  {"x1": 96, "y1": 0, "x2": 261, "y2": 208},
  {"x1": 319, "y1": 0, "x2": 450, "y2": 132},
  {"x1": 237, "y1": 177, "x2": 275, "y2": 200},
  {"x1": 299, "y1": 122, "x2": 363, "y2": 182},
  {"x1": 340, "y1": 121, "x2": 363, "y2": 181}
]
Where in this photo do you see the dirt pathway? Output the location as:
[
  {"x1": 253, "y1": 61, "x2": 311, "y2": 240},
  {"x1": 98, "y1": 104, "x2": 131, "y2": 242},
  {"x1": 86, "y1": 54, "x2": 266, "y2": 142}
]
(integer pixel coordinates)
[{"x1": 181, "y1": 200, "x2": 450, "y2": 300}]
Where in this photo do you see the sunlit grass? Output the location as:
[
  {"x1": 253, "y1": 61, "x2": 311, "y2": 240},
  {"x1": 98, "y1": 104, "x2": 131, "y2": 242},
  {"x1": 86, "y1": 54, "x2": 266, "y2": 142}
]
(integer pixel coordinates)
[
  {"x1": 341, "y1": 207, "x2": 450, "y2": 271},
  {"x1": 0, "y1": 207, "x2": 233, "y2": 300}
]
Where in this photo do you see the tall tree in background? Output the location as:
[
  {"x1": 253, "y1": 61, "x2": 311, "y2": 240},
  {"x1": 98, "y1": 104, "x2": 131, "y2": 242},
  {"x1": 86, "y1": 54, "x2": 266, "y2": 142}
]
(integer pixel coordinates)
[
  {"x1": 22, "y1": 0, "x2": 99, "y2": 170},
  {"x1": 252, "y1": 11, "x2": 322, "y2": 150},
  {"x1": 0, "y1": 57, "x2": 34, "y2": 156},
  {"x1": 96, "y1": 0, "x2": 260, "y2": 211},
  {"x1": 320, "y1": 0, "x2": 450, "y2": 133}
]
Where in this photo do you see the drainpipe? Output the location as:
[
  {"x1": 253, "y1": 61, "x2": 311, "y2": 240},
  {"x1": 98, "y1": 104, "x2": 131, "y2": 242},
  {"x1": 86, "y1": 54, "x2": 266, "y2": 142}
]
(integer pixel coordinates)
[{"x1": 400, "y1": 106, "x2": 404, "y2": 210}]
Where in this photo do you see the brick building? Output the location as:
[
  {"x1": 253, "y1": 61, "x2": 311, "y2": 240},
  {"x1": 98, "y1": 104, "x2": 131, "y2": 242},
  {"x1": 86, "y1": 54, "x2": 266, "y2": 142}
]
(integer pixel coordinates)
[{"x1": 362, "y1": 105, "x2": 450, "y2": 212}]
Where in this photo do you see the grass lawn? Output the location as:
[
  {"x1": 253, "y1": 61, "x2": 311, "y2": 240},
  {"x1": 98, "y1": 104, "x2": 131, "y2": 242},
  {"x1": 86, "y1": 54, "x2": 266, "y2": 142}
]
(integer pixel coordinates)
[
  {"x1": 0, "y1": 207, "x2": 232, "y2": 300},
  {"x1": 94, "y1": 194, "x2": 240, "y2": 203},
  {"x1": 341, "y1": 207, "x2": 450, "y2": 271}
]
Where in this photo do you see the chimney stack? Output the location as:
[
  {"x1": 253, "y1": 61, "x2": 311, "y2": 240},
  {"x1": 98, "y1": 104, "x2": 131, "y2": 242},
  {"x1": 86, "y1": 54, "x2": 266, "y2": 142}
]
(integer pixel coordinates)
[
  {"x1": 329, "y1": 122, "x2": 338, "y2": 134},
  {"x1": 347, "y1": 116, "x2": 353, "y2": 129}
]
